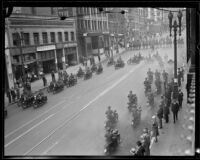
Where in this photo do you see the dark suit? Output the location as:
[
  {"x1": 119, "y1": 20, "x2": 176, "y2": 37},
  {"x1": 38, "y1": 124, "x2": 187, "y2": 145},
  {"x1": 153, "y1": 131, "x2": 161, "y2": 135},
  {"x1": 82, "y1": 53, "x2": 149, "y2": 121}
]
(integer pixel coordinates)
[
  {"x1": 163, "y1": 106, "x2": 169, "y2": 123},
  {"x1": 171, "y1": 102, "x2": 179, "y2": 123},
  {"x1": 157, "y1": 107, "x2": 163, "y2": 128},
  {"x1": 178, "y1": 92, "x2": 183, "y2": 109}
]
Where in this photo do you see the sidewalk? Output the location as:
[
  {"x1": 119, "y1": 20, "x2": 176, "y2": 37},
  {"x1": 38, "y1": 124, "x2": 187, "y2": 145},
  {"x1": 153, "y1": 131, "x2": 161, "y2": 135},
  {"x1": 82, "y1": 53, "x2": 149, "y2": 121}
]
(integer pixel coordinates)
[
  {"x1": 150, "y1": 62, "x2": 194, "y2": 155},
  {"x1": 4, "y1": 47, "x2": 126, "y2": 109}
]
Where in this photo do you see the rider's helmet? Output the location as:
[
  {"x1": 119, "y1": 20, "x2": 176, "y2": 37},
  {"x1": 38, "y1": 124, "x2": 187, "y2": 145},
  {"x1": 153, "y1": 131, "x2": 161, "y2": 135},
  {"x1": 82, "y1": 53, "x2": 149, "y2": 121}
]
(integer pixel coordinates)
[
  {"x1": 108, "y1": 106, "x2": 111, "y2": 110},
  {"x1": 112, "y1": 129, "x2": 118, "y2": 134}
]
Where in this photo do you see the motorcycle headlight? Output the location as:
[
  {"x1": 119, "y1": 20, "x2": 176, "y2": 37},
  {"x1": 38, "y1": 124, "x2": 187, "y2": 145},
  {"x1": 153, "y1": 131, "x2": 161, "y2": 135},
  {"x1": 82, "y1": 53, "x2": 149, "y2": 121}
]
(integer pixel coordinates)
[{"x1": 104, "y1": 149, "x2": 107, "y2": 153}]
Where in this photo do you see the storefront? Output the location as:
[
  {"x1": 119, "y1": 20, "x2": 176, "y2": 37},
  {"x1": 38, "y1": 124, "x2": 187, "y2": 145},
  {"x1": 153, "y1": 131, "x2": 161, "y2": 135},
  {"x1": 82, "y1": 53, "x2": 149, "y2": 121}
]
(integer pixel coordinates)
[
  {"x1": 64, "y1": 43, "x2": 78, "y2": 66},
  {"x1": 36, "y1": 45, "x2": 56, "y2": 74}
]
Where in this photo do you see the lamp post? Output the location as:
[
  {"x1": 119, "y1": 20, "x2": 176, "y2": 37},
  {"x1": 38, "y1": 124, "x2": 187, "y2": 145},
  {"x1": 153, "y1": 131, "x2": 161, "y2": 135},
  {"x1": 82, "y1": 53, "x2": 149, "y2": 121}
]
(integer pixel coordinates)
[{"x1": 168, "y1": 10, "x2": 182, "y2": 100}]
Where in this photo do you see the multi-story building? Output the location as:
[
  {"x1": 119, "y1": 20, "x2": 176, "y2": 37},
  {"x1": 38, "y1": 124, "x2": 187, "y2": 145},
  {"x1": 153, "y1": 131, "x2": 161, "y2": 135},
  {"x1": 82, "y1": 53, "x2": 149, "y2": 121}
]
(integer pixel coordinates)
[
  {"x1": 6, "y1": 7, "x2": 78, "y2": 81},
  {"x1": 76, "y1": 7, "x2": 109, "y2": 60}
]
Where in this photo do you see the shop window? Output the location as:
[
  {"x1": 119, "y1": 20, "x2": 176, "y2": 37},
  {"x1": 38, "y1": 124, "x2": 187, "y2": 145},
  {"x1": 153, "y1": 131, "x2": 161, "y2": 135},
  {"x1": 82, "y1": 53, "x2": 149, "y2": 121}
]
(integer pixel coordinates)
[
  {"x1": 12, "y1": 33, "x2": 20, "y2": 46},
  {"x1": 50, "y1": 32, "x2": 55, "y2": 43},
  {"x1": 23, "y1": 33, "x2": 30, "y2": 46},
  {"x1": 70, "y1": 32, "x2": 74, "y2": 41},
  {"x1": 64, "y1": 32, "x2": 69, "y2": 41},
  {"x1": 58, "y1": 32, "x2": 63, "y2": 42},
  {"x1": 33, "y1": 33, "x2": 40, "y2": 45},
  {"x1": 42, "y1": 32, "x2": 48, "y2": 44}
]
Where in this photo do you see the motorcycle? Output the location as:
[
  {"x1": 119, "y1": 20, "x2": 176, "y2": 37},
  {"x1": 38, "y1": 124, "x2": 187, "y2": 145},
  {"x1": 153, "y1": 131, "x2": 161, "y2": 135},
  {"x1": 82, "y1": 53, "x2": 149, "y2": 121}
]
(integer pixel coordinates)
[
  {"x1": 53, "y1": 81, "x2": 64, "y2": 94},
  {"x1": 105, "y1": 112, "x2": 118, "y2": 130},
  {"x1": 77, "y1": 67, "x2": 84, "y2": 78},
  {"x1": 114, "y1": 60, "x2": 125, "y2": 69},
  {"x1": 104, "y1": 130, "x2": 120, "y2": 155},
  {"x1": 155, "y1": 79, "x2": 162, "y2": 95},
  {"x1": 33, "y1": 93, "x2": 47, "y2": 109},
  {"x1": 127, "y1": 102, "x2": 137, "y2": 112},
  {"x1": 68, "y1": 75, "x2": 77, "y2": 87},
  {"x1": 147, "y1": 92, "x2": 154, "y2": 107},
  {"x1": 96, "y1": 66, "x2": 103, "y2": 74},
  {"x1": 131, "y1": 107, "x2": 142, "y2": 128},
  {"x1": 21, "y1": 95, "x2": 35, "y2": 109},
  {"x1": 107, "y1": 57, "x2": 115, "y2": 66},
  {"x1": 84, "y1": 70, "x2": 92, "y2": 80},
  {"x1": 47, "y1": 81, "x2": 54, "y2": 93},
  {"x1": 144, "y1": 85, "x2": 151, "y2": 96},
  {"x1": 91, "y1": 64, "x2": 98, "y2": 73}
]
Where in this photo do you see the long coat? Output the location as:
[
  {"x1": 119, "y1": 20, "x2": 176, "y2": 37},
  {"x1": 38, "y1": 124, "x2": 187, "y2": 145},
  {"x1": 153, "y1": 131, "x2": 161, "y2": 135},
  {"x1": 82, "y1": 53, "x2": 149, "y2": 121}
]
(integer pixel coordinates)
[
  {"x1": 151, "y1": 121, "x2": 159, "y2": 137},
  {"x1": 171, "y1": 102, "x2": 179, "y2": 113}
]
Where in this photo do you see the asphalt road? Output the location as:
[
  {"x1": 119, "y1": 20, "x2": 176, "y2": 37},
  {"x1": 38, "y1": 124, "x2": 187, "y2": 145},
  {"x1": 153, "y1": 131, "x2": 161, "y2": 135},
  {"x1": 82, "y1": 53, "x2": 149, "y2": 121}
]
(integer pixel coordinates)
[{"x1": 4, "y1": 46, "x2": 185, "y2": 156}]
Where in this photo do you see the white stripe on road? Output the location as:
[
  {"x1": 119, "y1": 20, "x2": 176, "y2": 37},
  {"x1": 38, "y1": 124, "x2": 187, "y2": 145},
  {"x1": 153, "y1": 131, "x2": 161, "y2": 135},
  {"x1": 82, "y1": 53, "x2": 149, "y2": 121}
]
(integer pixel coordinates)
[
  {"x1": 23, "y1": 62, "x2": 144, "y2": 155},
  {"x1": 5, "y1": 114, "x2": 54, "y2": 148},
  {"x1": 5, "y1": 100, "x2": 65, "y2": 139}
]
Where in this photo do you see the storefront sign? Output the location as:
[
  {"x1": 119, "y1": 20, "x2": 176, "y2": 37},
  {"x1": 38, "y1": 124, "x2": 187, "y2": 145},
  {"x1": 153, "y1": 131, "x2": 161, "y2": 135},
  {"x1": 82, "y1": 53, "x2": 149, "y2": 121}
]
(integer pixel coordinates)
[
  {"x1": 22, "y1": 46, "x2": 36, "y2": 54},
  {"x1": 37, "y1": 45, "x2": 55, "y2": 52},
  {"x1": 56, "y1": 43, "x2": 63, "y2": 49},
  {"x1": 64, "y1": 43, "x2": 77, "y2": 48}
]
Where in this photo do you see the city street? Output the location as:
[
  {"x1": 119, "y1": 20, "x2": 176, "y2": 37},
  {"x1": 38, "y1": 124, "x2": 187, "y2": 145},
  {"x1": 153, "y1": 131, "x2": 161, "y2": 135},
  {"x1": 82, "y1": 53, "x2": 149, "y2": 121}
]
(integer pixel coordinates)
[{"x1": 4, "y1": 43, "x2": 187, "y2": 155}]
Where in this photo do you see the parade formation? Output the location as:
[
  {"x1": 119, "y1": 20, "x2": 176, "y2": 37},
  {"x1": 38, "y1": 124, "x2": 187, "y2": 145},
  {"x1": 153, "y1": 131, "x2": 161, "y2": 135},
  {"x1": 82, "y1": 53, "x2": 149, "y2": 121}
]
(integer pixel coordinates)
[{"x1": 4, "y1": 7, "x2": 194, "y2": 157}]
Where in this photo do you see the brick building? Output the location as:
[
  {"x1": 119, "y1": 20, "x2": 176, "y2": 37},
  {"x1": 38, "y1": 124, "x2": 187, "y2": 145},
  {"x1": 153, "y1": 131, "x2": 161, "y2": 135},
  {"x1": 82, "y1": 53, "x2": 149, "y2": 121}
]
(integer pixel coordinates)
[{"x1": 6, "y1": 7, "x2": 78, "y2": 81}]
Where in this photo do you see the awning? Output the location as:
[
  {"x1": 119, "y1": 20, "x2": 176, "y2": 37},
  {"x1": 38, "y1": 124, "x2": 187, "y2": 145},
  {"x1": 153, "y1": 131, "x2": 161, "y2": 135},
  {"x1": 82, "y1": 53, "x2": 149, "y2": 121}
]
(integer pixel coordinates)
[
  {"x1": 24, "y1": 59, "x2": 36, "y2": 65},
  {"x1": 83, "y1": 32, "x2": 103, "y2": 37}
]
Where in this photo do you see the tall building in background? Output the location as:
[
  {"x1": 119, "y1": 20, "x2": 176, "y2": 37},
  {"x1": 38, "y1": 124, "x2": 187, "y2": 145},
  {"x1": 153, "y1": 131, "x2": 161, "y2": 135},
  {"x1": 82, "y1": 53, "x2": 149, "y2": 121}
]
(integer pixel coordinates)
[
  {"x1": 76, "y1": 7, "x2": 109, "y2": 60},
  {"x1": 6, "y1": 7, "x2": 78, "y2": 82}
]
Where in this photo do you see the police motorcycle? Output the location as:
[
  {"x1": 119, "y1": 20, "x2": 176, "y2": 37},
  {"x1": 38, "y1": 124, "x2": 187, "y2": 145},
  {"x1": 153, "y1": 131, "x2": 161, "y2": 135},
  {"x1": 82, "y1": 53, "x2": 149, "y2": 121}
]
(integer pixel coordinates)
[
  {"x1": 76, "y1": 67, "x2": 84, "y2": 78},
  {"x1": 104, "y1": 128, "x2": 121, "y2": 155},
  {"x1": 91, "y1": 63, "x2": 98, "y2": 73},
  {"x1": 68, "y1": 73, "x2": 77, "y2": 87},
  {"x1": 127, "y1": 91, "x2": 138, "y2": 112},
  {"x1": 47, "y1": 81, "x2": 55, "y2": 93},
  {"x1": 131, "y1": 106, "x2": 142, "y2": 128},
  {"x1": 147, "y1": 91, "x2": 155, "y2": 107},
  {"x1": 105, "y1": 107, "x2": 118, "y2": 130},
  {"x1": 21, "y1": 93, "x2": 35, "y2": 109},
  {"x1": 33, "y1": 91, "x2": 47, "y2": 109},
  {"x1": 53, "y1": 80, "x2": 64, "y2": 94},
  {"x1": 147, "y1": 69, "x2": 154, "y2": 84},
  {"x1": 144, "y1": 78, "x2": 152, "y2": 96},
  {"x1": 155, "y1": 78, "x2": 162, "y2": 95},
  {"x1": 84, "y1": 67, "x2": 93, "y2": 80},
  {"x1": 107, "y1": 57, "x2": 115, "y2": 66},
  {"x1": 96, "y1": 63, "x2": 103, "y2": 74},
  {"x1": 127, "y1": 55, "x2": 140, "y2": 65},
  {"x1": 115, "y1": 56, "x2": 125, "y2": 69}
]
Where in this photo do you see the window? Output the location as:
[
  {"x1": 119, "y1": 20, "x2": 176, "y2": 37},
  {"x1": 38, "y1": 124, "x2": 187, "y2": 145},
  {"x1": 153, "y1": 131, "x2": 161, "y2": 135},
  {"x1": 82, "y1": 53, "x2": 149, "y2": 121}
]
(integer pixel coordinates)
[
  {"x1": 42, "y1": 32, "x2": 48, "y2": 44},
  {"x1": 33, "y1": 33, "x2": 40, "y2": 45},
  {"x1": 50, "y1": 32, "x2": 55, "y2": 43},
  {"x1": 12, "y1": 33, "x2": 20, "y2": 46},
  {"x1": 23, "y1": 33, "x2": 30, "y2": 45},
  {"x1": 64, "y1": 32, "x2": 69, "y2": 41},
  {"x1": 88, "y1": 20, "x2": 90, "y2": 30},
  {"x1": 58, "y1": 32, "x2": 63, "y2": 42},
  {"x1": 51, "y1": 7, "x2": 56, "y2": 15},
  {"x1": 70, "y1": 32, "x2": 74, "y2": 41}
]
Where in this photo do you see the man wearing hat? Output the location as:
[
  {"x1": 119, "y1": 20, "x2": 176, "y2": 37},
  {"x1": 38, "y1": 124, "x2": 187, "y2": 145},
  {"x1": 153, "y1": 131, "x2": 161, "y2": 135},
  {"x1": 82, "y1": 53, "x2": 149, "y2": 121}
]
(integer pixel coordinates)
[
  {"x1": 171, "y1": 99, "x2": 179, "y2": 123},
  {"x1": 135, "y1": 141, "x2": 145, "y2": 156},
  {"x1": 157, "y1": 104, "x2": 163, "y2": 129},
  {"x1": 141, "y1": 128, "x2": 151, "y2": 156},
  {"x1": 178, "y1": 89, "x2": 184, "y2": 110},
  {"x1": 151, "y1": 116, "x2": 159, "y2": 142}
]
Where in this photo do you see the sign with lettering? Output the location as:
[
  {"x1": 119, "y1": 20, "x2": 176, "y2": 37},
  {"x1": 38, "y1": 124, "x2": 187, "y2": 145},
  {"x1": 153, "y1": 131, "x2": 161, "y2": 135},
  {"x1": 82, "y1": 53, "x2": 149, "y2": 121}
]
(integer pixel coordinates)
[
  {"x1": 37, "y1": 45, "x2": 55, "y2": 51},
  {"x1": 64, "y1": 43, "x2": 77, "y2": 48},
  {"x1": 22, "y1": 47, "x2": 36, "y2": 54}
]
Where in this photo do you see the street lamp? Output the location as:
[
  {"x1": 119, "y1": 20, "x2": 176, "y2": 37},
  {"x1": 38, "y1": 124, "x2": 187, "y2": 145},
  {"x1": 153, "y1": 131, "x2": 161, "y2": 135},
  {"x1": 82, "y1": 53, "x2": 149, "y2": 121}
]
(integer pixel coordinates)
[{"x1": 168, "y1": 10, "x2": 182, "y2": 100}]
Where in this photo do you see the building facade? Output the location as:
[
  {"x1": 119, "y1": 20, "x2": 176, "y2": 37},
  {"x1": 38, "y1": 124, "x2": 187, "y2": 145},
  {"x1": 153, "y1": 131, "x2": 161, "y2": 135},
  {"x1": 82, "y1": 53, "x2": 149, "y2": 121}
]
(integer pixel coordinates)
[
  {"x1": 6, "y1": 7, "x2": 78, "y2": 81},
  {"x1": 76, "y1": 7, "x2": 109, "y2": 60}
]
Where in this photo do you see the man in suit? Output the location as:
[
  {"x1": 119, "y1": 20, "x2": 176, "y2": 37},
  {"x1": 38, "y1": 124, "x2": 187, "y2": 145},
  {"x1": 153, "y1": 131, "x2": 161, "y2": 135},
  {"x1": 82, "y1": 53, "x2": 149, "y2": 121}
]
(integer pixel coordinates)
[
  {"x1": 157, "y1": 104, "x2": 163, "y2": 129},
  {"x1": 171, "y1": 99, "x2": 179, "y2": 123},
  {"x1": 178, "y1": 89, "x2": 184, "y2": 110}
]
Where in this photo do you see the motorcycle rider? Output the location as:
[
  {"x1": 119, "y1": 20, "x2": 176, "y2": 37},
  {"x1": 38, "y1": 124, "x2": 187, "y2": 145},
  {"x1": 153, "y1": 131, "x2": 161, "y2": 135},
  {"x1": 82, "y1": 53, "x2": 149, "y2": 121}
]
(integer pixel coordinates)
[
  {"x1": 147, "y1": 92, "x2": 154, "y2": 106},
  {"x1": 113, "y1": 110, "x2": 118, "y2": 121},
  {"x1": 105, "y1": 106, "x2": 113, "y2": 120},
  {"x1": 144, "y1": 78, "x2": 151, "y2": 93},
  {"x1": 147, "y1": 68, "x2": 153, "y2": 83},
  {"x1": 128, "y1": 91, "x2": 137, "y2": 106}
]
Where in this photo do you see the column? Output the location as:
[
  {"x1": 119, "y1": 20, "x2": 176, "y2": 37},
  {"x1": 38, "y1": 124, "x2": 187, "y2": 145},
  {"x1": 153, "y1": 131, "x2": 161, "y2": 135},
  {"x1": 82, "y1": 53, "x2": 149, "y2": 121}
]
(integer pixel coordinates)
[
  {"x1": 54, "y1": 49, "x2": 58, "y2": 72},
  {"x1": 62, "y1": 48, "x2": 66, "y2": 70}
]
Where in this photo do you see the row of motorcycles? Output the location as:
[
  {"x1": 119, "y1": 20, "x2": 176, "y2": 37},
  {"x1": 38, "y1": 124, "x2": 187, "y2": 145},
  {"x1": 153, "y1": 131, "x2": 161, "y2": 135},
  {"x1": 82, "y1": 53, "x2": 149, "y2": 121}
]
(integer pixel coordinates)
[
  {"x1": 17, "y1": 91, "x2": 47, "y2": 109},
  {"x1": 127, "y1": 53, "x2": 144, "y2": 65},
  {"x1": 107, "y1": 56, "x2": 125, "y2": 69}
]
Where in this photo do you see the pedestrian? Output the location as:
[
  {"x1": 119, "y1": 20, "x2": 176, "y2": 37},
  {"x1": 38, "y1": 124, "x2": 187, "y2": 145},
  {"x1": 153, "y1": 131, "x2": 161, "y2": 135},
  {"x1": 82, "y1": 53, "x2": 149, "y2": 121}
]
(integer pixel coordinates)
[
  {"x1": 171, "y1": 99, "x2": 179, "y2": 123},
  {"x1": 178, "y1": 89, "x2": 184, "y2": 109},
  {"x1": 10, "y1": 87, "x2": 16, "y2": 103},
  {"x1": 51, "y1": 70, "x2": 55, "y2": 82},
  {"x1": 163, "y1": 105, "x2": 169, "y2": 123},
  {"x1": 42, "y1": 75, "x2": 46, "y2": 87},
  {"x1": 6, "y1": 89, "x2": 11, "y2": 103},
  {"x1": 157, "y1": 104, "x2": 163, "y2": 129},
  {"x1": 151, "y1": 115, "x2": 159, "y2": 143},
  {"x1": 141, "y1": 128, "x2": 151, "y2": 156},
  {"x1": 15, "y1": 86, "x2": 20, "y2": 100},
  {"x1": 135, "y1": 141, "x2": 145, "y2": 156},
  {"x1": 178, "y1": 68, "x2": 181, "y2": 87},
  {"x1": 98, "y1": 54, "x2": 101, "y2": 62},
  {"x1": 181, "y1": 67, "x2": 184, "y2": 82}
]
